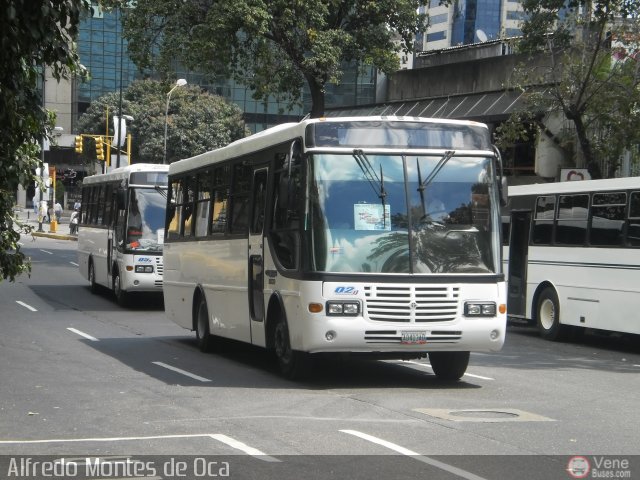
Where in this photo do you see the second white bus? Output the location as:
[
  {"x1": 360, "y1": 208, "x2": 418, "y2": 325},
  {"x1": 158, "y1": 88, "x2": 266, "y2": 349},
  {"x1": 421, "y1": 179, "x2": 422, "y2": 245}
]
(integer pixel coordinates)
[
  {"x1": 507, "y1": 177, "x2": 640, "y2": 340},
  {"x1": 77, "y1": 164, "x2": 169, "y2": 306}
]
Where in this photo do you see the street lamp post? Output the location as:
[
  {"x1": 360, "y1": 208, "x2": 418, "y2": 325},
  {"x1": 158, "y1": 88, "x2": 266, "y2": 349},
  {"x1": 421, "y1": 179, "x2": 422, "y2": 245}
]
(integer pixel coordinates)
[{"x1": 163, "y1": 78, "x2": 187, "y2": 165}]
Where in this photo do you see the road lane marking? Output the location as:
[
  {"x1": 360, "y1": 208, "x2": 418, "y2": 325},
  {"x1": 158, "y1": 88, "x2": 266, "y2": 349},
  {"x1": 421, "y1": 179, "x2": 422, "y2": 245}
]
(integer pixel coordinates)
[
  {"x1": 70, "y1": 261, "x2": 79, "y2": 266},
  {"x1": 398, "y1": 360, "x2": 495, "y2": 381},
  {"x1": 16, "y1": 301, "x2": 37, "y2": 312},
  {"x1": 210, "y1": 434, "x2": 280, "y2": 462},
  {"x1": 462, "y1": 372, "x2": 494, "y2": 380},
  {"x1": 152, "y1": 361, "x2": 211, "y2": 383},
  {"x1": 40, "y1": 249, "x2": 53, "y2": 255},
  {"x1": 340, "y1": 430, "x2": 488, "y2": 480},
  {"x1": 0, "y1": 434, "x2": 214, "y2": 444},
  {"x1": 67, "y1": 327, "x2": 99, "y2": 342},
  {"x1": 0, "y1": 433, "x2": 279, "y2": 462}
]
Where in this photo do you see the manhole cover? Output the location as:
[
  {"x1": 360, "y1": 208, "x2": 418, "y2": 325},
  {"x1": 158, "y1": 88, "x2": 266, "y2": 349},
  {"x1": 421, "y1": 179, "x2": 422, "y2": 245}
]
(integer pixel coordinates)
[{"x1": 414, "y1": 408, "x2": 555, "y2": 423}]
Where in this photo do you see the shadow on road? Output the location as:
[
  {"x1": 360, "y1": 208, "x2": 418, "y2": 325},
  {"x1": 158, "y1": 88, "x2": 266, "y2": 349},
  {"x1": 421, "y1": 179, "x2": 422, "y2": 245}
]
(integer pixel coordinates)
[
  {"x1": 77, "y1": 334, "x2": 481, "y2": 390},
  {"x1": 28, "y1": 284, "x2": 164, "y2": 312}
]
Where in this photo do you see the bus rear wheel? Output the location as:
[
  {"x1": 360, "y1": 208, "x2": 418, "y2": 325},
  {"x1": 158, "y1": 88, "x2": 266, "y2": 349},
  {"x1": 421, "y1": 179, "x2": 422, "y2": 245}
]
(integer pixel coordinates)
[
  {"x1": 429, "y1": 351, "x2": 469, "y2": 381},
  {"x1": 273, "y1": 316, "x2": 308, "y2": 380},
  {"x1": 536, "y1": 287, "x2": 568, "y2": 341},
  {"x1": 195, "y1": 297, "x2": 215, "y2": 353}
]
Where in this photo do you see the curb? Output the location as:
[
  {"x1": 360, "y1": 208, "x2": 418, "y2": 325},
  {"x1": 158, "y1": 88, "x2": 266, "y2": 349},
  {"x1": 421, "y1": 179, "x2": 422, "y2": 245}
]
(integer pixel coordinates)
[{"x1": 32, "y1": 231, "x2": 78, "y2": 241}]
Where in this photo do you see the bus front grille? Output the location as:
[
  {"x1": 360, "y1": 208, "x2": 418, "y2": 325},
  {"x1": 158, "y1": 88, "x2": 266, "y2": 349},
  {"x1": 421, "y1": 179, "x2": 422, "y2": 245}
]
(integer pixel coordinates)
[
  {"x1": 363, "y1": 285, "x2": 459, "y2": 323},
  {"x1": 155, "y1": 257, "x2": 163, "y2": 276}
]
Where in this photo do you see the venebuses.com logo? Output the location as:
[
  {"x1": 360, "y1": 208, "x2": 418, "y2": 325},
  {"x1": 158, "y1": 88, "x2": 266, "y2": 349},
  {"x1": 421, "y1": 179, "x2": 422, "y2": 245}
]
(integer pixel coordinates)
[
  {"x1": 567, "y1": 456, "x2": 590, "y2": 478},
  {"x1": 566, "y1": 456, "x2": 632, "y2": 479}
]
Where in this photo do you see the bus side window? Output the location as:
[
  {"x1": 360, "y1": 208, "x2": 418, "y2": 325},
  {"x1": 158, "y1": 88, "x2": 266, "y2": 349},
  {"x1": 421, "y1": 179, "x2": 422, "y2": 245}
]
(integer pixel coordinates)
[
  {"x1": 532, "y1": 195, "x2": 555, "y2": 244},
  {"x1": 628, "y1": 191, "x2": 640, "y2": 246},
  {"x1": 270, "y1": 146, "x2": 302, "y2": 269},
  {"x1": 229, "y1": 164, "x2": 251, "y2": 235},
  {"x1": 166, "y1": 177, "x2": 183, "y2": 240}
]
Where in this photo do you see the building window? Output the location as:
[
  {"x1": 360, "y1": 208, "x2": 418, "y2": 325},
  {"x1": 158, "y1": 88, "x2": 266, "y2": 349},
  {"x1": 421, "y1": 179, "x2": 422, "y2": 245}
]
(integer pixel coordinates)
[
  {"x1": 427, "y1": 31, "x2": 447, "y2": 42},
  {"x1": 430, "y1": 13, "x2": 448, "y2": 25}
]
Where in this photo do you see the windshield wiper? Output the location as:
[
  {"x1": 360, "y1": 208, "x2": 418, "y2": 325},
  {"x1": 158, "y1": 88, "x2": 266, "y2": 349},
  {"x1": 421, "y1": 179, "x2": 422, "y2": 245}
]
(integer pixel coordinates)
[
  {"x1": 353, "y1": 149, "x2": 387, "y2": 227},
  {"x1": 154, "y1": 185, "x2": 167, "y2": 199},
  {"x1": 416, "y1": 150, "x2": 455, "y2": 218}
]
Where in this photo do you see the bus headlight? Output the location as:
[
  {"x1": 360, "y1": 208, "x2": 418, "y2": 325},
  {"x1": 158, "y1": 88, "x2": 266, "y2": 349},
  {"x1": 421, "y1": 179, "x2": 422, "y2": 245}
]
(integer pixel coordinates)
[
  {"x1": 464, "y1": 302, "x2": 496, "y2": 317},
  {"x1": 327, "y1": 301, "x2": 360, "y2": 316},
  {"x1": 135, "y1": 265, "x2": 154, "y2": 273}
]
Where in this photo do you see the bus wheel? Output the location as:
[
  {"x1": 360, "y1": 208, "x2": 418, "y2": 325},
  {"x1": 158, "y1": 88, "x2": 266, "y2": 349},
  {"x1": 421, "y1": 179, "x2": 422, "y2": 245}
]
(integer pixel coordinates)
[
  {"x1": 273, "y1": 316, "x2": 308, "y2": 380},
  {"x1": 429, "y1": 351, "x2": 469, "y2": 381},
  {"x1": 88, "y1": 261, "x2": 98, "y2": 294},
  {"x1": 113, "y1": 270, "x2": 129, "y2": 307},
  {"x1": 195, "y1": 297, "x2": 214, "y2": 353},
  {"x1": 536, "y1": 287, "x2": 568, "y2": 341}
]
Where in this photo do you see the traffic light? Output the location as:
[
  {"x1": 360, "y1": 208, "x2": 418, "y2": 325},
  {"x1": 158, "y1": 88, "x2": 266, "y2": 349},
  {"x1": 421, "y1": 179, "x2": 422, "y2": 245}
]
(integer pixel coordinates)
[
  {"x1": 74, "y1": 135, "x2": 83, "y2": 154},
  {"x1": 95, "y1": 136, "x2": 104, "y2": 161}
]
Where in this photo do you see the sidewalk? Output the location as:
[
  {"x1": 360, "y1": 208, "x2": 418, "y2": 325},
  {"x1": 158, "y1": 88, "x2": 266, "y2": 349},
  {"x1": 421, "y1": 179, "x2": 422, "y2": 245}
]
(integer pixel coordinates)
[{"x1": 13, "y1": 208, "x2": 77, "y2": 241}]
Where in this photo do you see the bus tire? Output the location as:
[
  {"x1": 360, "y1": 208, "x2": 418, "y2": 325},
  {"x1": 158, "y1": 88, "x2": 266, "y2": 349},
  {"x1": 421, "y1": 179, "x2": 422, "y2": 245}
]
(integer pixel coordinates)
[
  {"x1": 113, "y1": 270, "x2": 129, "y2": 307},
  {"x1": 273, "y1": 316, "x2": 308, "y2": 380},
  {"x1": 88, "y1": 261, "x2": 98, "y2": 294},
  {"x1": 429, "y1": 351, "x2": 469, "y2": 381},
  {"x1": 195, "y1": 296, "x2": 214, "y2": 353},
  {"x1": 536, "y1": 287, "x2": 568, "y2": 341}
]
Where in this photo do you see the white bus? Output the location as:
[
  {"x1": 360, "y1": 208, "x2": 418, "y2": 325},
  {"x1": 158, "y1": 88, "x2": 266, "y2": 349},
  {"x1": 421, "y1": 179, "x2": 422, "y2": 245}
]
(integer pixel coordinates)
[
  {"x1": 77, "y1": 164, "x2": 169, "y2": 306},
  {"x1": 507, "y1": 177, "x2": 640, "y2": 340},
  {"x1": 163, "y1": 117, "x2": 507, "y2": 380}
]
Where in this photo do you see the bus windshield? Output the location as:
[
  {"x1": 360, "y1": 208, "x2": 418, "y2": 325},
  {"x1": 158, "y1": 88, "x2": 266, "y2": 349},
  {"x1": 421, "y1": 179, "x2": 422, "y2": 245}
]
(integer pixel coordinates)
[
  {"x1": 307, "y1": 153, "x2": 500, "y2": 274},
  {"x1": 126, "y1": 187, "x2": 166, "y2": 252}
]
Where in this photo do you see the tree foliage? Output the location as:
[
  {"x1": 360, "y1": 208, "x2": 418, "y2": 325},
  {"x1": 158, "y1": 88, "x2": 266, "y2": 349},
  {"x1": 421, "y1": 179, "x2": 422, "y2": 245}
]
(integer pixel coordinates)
[
  {"x1": 0, "y1": 0, "x2": 89, "y2": 282},
  {"x1": 105, "y1": 0, "x2": 427, "y2": 118},
  {"x1": 76, "y1": 80, "x2": 249, "y2": 166},
  {"x1": 496, "y1": 0, "x2": 640, "y2": 177}
]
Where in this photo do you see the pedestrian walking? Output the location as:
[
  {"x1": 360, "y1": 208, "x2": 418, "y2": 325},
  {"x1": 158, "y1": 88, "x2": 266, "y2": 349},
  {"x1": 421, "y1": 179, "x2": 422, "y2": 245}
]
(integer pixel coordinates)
[
  {"x1": 69, "y1": 208, "x2": 79, "y2": 235},
  {"x1": 54, "y1": 201, "x2": 63, "y2": 222}
]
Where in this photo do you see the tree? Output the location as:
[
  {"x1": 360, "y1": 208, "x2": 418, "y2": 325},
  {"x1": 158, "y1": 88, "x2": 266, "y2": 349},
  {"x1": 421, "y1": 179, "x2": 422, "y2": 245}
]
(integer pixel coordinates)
[
  {"x1": 107, "y1": 0, "x2": 427, "y2": 118},
  {"x1": 496, "y1": 0, "x2": 640, "y2": 177},
  {"x1": 0, "y1": 0, "x2": 89, "y2": 282},
  {"x1": 76, "y1": 80, "x2": 249, "y2": 165}
]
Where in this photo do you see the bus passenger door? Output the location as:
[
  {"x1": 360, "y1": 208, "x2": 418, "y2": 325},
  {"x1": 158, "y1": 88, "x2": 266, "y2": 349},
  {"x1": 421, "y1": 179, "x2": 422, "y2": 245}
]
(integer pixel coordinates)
[
  {"x1": 507, "y1": 210, "x2": 531, "y2": 318},
  {"x1": 248, "y1": 167, "x2": 268, "y2": 340}
]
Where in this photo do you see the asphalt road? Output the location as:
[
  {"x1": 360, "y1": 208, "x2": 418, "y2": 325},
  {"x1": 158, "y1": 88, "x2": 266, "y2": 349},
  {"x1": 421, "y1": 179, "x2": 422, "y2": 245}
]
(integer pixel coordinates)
[{"x1": 1, "y1": 234, "x2": 639, "y2": 479}]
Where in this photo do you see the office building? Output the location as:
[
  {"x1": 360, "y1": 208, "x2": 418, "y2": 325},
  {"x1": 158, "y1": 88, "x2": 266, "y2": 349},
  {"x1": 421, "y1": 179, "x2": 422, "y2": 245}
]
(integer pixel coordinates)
[{"x1": 417, "y1": 0, "x2": 525, "y2": 51}]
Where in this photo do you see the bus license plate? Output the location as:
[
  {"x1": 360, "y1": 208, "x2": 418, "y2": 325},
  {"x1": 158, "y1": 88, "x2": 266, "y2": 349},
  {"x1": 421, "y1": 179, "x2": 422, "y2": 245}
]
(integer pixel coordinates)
[{"x1": 401, "y1": 331, "x2": 427, "y2": 344}]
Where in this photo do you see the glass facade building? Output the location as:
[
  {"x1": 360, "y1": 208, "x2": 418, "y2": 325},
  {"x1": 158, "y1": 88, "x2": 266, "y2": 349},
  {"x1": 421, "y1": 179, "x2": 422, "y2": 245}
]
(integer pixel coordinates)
[{"x1": 74, "y1": 5, "x2": 377, "y2": 134}]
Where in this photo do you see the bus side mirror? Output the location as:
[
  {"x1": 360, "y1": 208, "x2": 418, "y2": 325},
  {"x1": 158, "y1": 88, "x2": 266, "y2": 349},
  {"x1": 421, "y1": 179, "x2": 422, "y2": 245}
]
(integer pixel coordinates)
[
  {"x1": 499, "y1": 177, "x2": 508, "y2": 206},
  {"x1": 116, "y1": 187, "x2": 126, "y2": 210}
]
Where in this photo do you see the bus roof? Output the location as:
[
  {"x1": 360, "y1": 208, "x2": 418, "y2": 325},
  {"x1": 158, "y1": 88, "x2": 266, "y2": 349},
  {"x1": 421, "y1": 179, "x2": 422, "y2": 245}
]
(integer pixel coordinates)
[
  {"x1": 169, "y1": 116, "x2": 490, "y2": 176},
  {"x1": 83, "y1": 163, "x2": 169, "y2": 186},
  {"x1": 508, "y1": 177, "x2": 640, "y2": 197}
]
